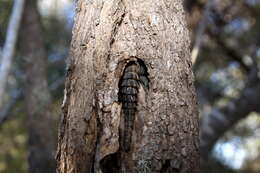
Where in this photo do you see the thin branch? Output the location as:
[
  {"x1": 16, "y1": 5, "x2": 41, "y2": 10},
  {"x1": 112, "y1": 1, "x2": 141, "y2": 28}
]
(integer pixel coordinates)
[
  {"x1": 0, "y1": 0, "x2": 25, "y2": 106},
  {"x1": 193, "y1": 0, "x2": 251, "y2": 72},
  {"x1": 200, "y1": 69, "x2": 260, "y2": 160},
  {"x1": 208, "y1": 30, "x2": 250, "y2": 72},
  {"x1": 198, "y1": 0, "x2": 259, "y2": 160},
  {"x1": 191, "y1": 0, "x2": 215, "y2": 64},
  {"x1": 0, "y1": 47, "x2": 2, "y2": 60}
]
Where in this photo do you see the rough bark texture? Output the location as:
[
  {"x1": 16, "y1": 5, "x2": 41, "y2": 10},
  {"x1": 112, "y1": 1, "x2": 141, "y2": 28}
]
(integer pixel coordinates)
[
  {"x1": 56, "y1": 0, "x2": 199, "y2": 173},
  {"x1": 20, "y1": 0, "x2": 56, "y2": 172}
]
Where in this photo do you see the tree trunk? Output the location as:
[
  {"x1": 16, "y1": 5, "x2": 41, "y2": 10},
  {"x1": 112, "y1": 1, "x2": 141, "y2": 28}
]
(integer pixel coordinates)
[
  {"x1": 56, "y1": 0, "x2": 199, "y2": 173},
  {"x1": 20, "y1": 0, "x2": 56, "y2": 172}
]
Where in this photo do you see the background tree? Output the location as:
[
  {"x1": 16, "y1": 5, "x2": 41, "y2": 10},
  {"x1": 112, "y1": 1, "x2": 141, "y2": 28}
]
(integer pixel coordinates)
[
  {"x1": 0, "y1": 0, "x2": 69, "y2": 172},
  {"x1": 19, "y1": 0, "x2": 57, "y2": 172},
  {"x1": 185, "y1": 0, "x2": 260, "y2": 172}
]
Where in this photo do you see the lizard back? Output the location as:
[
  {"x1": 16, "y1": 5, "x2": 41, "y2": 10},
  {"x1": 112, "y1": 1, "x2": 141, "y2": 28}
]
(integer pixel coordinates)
[{"x1": 118, "y1": 60, "x2": 149, "y2": 152}]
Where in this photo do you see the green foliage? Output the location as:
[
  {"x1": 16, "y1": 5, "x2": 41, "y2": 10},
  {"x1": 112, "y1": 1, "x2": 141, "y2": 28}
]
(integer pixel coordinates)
[
  {"x1": 0, "y1": 0, "x2": 13, "y2": 46},
  {"x1": 0, "y1": 112, "x2": 28, "y2": 173}
]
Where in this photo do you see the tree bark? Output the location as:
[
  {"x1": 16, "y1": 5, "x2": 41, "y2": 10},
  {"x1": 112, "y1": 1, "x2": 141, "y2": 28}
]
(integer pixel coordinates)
[
  {"x1": 56, "y1": 0, "x2": 199, "y2": 173},
  {"x1": 20, "y1": 0, "x2": 56, "y2": 172}
]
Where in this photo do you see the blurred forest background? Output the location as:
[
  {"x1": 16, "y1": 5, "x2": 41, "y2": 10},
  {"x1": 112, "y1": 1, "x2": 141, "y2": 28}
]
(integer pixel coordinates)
[{"x1": 0, "y1": 0, "x2": 259, "y2": 173}]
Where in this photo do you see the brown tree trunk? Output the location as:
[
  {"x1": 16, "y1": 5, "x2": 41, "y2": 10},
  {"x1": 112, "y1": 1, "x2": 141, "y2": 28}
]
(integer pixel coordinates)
[
  {"x1": 20, "y1": 0, "x2": 56, "y2": 172},
  {"x1": 56, "y1": 0, "x2": 199, "y2": 173}
]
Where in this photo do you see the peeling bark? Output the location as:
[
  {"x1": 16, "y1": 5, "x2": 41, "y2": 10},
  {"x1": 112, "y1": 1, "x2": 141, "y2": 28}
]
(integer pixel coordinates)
[
  {"x1": 56, "y1": 0, "x2": 199, "y2": 173},
  {"x1": 20, "y1": 0, "x2": 56, "y2": 172}
]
